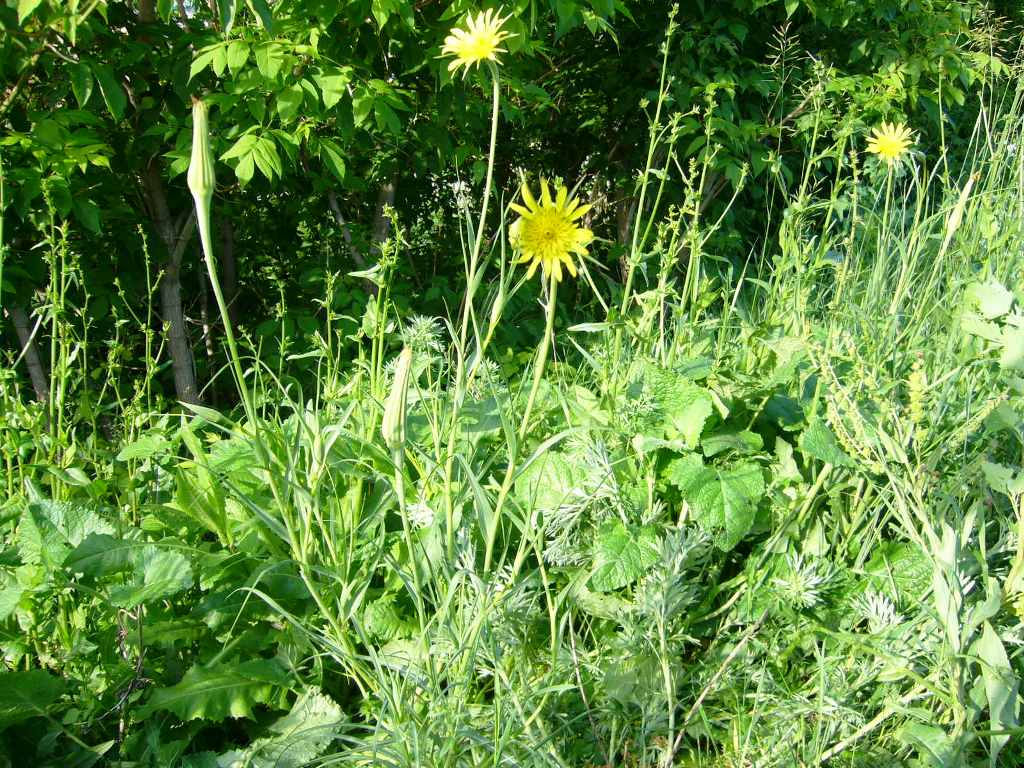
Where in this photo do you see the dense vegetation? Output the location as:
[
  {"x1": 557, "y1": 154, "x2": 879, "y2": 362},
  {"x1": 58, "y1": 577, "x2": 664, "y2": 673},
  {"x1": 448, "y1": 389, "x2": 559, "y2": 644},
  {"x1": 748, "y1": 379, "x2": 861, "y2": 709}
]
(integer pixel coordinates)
[{"x1": 2, "y1": 0, "x2": 1023, "y2": 765}]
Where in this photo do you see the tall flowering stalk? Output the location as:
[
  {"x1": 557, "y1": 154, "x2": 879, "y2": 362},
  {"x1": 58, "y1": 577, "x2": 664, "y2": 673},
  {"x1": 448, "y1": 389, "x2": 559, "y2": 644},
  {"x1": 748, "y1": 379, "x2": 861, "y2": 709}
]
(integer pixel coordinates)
[
  {"x1": 510, "y1": 179, "x2": 592, "y2": 438},
  {"x1": 440, "y1": 9, "x2": 513, "y2": 557},
  {"x1": 187, "y1": 98, "x2": 257, "y2": 430}
]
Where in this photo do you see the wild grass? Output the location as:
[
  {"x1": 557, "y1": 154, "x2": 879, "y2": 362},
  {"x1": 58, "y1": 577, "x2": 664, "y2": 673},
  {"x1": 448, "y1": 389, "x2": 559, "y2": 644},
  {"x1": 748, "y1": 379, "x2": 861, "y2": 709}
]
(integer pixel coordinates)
[{"x1": 1, "y1": 42, "x2": 1023, "y2": 768}]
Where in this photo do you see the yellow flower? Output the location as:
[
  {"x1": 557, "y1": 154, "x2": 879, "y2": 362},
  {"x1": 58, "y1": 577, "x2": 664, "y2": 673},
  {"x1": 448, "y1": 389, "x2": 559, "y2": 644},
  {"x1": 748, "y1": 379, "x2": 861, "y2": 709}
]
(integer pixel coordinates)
[
  {"x1": 442, "y1": 8, "x2": 513, "y2": 77},
  {"x1": 866, "y1": 121, "x2": 914, "y2": 164},
  {"x1": 510, "y1": 179, "x2": 593, "y2": 282}
]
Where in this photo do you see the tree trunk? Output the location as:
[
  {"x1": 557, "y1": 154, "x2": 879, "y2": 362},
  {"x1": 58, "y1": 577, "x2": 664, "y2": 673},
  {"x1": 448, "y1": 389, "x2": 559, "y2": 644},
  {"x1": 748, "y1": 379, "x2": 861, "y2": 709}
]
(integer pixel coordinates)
[
  {"x1": 141, "y1": 162, "x2": 200, "y2": 405},
  {"x1": 217, "y1": 216, "x2": 239, "y2": 325},
  {"x1": 160, "y1": 253, "x2": 200, "y2": 404},
  {"x1": 8, "y1": 303, "x2": 49, "y2": 403},
  {"x1": 138, "y1": 0, "x2": 156, "y2": 23}
]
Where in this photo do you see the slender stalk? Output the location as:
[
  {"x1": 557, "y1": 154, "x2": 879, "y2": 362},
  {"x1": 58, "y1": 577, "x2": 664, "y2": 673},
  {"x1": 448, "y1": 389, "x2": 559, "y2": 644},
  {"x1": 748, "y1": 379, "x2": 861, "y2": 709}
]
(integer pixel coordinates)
[
  {"x1": 519, "y1": 274, "x2": 558, "y2": 441},
  {"x1": 445, "y1": 61, "x2": 502, "y2": 558}
]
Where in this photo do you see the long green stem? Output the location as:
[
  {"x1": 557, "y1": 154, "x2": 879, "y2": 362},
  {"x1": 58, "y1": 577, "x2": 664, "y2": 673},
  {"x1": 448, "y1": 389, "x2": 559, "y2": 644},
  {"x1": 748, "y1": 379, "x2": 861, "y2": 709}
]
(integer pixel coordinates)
[
  {"x1": 445, "y1": 62, "x2": 502, "y2": 558},
  {"x1": 520, "y1": 274, "x2": 558, "y2": 442}
]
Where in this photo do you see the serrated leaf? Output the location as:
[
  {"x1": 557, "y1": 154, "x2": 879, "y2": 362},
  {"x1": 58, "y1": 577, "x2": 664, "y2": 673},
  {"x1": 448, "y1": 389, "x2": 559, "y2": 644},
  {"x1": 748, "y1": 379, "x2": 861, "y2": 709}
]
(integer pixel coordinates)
[
  {"x1": 666, "y1": 456, "x2": 763, "y2": 550},
  {"x1": 798, "y1": 418, "x2": 856, "y2": 468},
  {"x1": 65, "y1": 533, "x2": 136, "y2": 577},
  {"x1": 138, "y1": 660, "x2": 291, "y2": 722},
  {"x1": 361, "y1": 594, "x2": 414, "y2": 643},
  {"x1": 899, "y1": 723, "x2": 957, "y2": 766},
  {"x1": 0, "y1": 583, "x2": 24, "y2": 621},
  {"x1": 109, "y1": 545, "x2": 193, "y2": 608},
  {"x1": 589, "y1": 520, "x2": 660, "y2": 592},
  {"x1": 862, "y1": 542, "x2": 931, "y2": 603},
  {"x1": 217, "y1": 689, "x2": 343, "y2": 768},
  {"x1": 116, "y1": 433, "x2": 170, "y2": 461},
  {"x1": 645, "y1": 365, "x2": 713, "y2": 448},
  {"x1": 0, "y1": 670, "x2": 65, "y2": 730},
  {"x1": 701, "y1": 428, "x2": 763, "y2": 457},
  {"x1": 17, "y1": 500, "x2": 114, "y2": 569}
]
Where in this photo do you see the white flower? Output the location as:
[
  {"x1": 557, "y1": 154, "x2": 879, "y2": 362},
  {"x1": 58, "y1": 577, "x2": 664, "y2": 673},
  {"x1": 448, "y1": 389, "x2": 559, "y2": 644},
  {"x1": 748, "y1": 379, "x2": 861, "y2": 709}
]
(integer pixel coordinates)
[{"x1": 407, "y1": 501, "x2": 435, "y2": 529}]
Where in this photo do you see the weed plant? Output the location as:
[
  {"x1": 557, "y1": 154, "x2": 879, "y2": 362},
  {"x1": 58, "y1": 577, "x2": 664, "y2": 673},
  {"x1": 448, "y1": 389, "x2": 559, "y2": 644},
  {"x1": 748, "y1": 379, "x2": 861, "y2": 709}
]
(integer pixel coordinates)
[{"x1": 1, "y1": 18, "x2": 1023, "y2": 768}]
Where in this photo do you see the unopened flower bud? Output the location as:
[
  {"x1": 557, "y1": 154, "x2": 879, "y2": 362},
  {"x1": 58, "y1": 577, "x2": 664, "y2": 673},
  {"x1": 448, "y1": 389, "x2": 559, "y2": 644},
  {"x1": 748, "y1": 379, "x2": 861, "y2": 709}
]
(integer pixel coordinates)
[
  {"x1": 187, "y1": 98, "x2": 216, "y2": 261},
  {"x1": 382, "y1": 347, "x2": 413, "y2": 450}
]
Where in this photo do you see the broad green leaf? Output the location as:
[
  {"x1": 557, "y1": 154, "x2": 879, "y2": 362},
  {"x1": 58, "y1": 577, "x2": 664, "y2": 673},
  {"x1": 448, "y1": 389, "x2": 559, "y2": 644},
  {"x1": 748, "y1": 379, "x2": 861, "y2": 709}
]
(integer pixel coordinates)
[
  {"x1": 217, "y1": 0, "x2": 236, "y2": 34},
  {"x1": 701, "y1": 428, "x2": 763, "y2": 457},
  {"x1": 247, "y1": 0, "x2": 273, "y2": 32},
  {"x1": 319, "y1": 138, "x2": 346, "y2": 182},
  {"x1": 0, "y1": 583, "x2": 24, "y2": 621},
  {"x1": 217, "y1": 688, "x2": 343, "y2": 768},
  {"x1": 644, "y1": 365, "x2": 713, "y2": 448},
  {"x1": 352, "y1": 90, "x2": 373, "y2": 127},
  {"x1": 899, "y1": 723, "x2": 957, "y2": 767},
  {"x1": 226, "y1": 40, "x2": 249, "y2": 74},
  {"x1": 221, "y1": 132, "x2": 260, "y2": 161},
  {"x1": 116, "y1": 432, "x2": 169, "y2": 461},
  {"x1": 361, "y1": 594, "x2": 414, "y2": 643},
  {"x1": 513, "y1": 451, "x2": 580, "y2": 512},
  {"x1": 862, "y1": 541, "x2": 931, "y2": 603},
  {"x1": 65, "y1": 533, "x2": 136, "y2": 578},
  {"x1": 590, "y1": 519, "x2": 660, "y2": 592},
  {"x1": 276, "y1": 84, "x2": 303, "y2": 123},
  {"x1": 315, "y1": 70, "x2": 351, "y2": 110},
  {"x1": 252, "y1": 136, "x2": 282, "y2": 180},
  {"x1": 974, "y1": 622, "x2": 1019, "y2": 766},
  {"x1": 17, "y1": 0, "x2": 44, "y2": 24},
  {"x1": 999, "y1": 323, "x2": 1024, "y2": 371},
  {"x1": 798, "y1": 418, "x2": 856, "y2": 468},
  {"x1": 72, "y1": 197, "x2": 101, "y2": 233},
  {"x1": 254, "y1": 43, "x2": 284, "y2": 80},
  {"x1": 70, "y1": 62, "x2": 94, "y2": 108},
  {"x1": 109, "y1": 545, "x2": 193, "y2": 608},
  {"x1": 138, "y1": 660, "x2": 291, "y2": 722},
  {"x1": 93, "y1": 64, "x2": 127, "y2": 121},
  {"x1": 666, "y1": 456, "x2": 764, "y2": 550},
  {"x1": 982, "y1": 461, "x2": 1024, "y2": 497},
  {"x1": 374, "y1": 101, "x2": 402, "y2": 134},
  {"x1": 17, "y1": 500, "x2": 114, "y2": 569},
  {"x1": 0, "y1": 670, "x2": 64, "y2": 729},
  {"x1": 190, "y1": 48, "x2": 219, "y2": 80},
  {"x1": 965, "y1": 279, "x2": 1013, "y2": 320}
]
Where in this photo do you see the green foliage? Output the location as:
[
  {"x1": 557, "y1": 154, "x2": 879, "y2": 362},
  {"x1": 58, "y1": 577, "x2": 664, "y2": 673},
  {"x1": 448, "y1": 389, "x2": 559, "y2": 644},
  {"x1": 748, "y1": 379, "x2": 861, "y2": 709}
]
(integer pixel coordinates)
[{"x1": 2, "y1": 0, "x2": 1024, "y2": 765}]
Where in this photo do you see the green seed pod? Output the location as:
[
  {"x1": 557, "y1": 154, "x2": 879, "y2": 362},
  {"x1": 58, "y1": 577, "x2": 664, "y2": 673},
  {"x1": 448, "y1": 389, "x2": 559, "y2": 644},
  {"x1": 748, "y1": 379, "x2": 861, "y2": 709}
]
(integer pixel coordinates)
[
  {"x1": 187, "y1": 98, "x2": 216, "y2": 262},
  {"x1": 382, "y1": 347, "x2": 413, "y2": 451}
]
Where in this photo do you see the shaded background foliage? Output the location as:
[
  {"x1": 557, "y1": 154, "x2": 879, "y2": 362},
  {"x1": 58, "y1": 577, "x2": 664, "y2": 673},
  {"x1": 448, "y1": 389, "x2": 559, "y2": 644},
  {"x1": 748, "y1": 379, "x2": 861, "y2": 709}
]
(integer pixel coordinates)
[{"x1": 0, "y1": 0, "x2": 1016, "y2": 404}]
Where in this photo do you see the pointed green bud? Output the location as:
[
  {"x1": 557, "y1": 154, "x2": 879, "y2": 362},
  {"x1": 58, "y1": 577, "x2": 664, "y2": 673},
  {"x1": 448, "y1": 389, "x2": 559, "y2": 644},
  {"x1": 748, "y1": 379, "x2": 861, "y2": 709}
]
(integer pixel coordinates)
[
  {"x1": 187, "y1": 98, "x2": 216, "y2": 263},
  {"x1": 382, "y1": 347, "x2": 413, "y2": 451}
]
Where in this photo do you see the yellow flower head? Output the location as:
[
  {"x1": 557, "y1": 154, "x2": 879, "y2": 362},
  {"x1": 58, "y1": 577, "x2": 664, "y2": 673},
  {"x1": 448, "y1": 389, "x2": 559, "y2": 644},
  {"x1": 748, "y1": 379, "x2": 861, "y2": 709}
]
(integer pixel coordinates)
[
  {"x1": 442, "y1": 8, "x2": 513, "y2": 77},
  {"x1": 866, "y1": 121, "x2": 914, "y2": 165},
  {"x1": 510, "y1": 179, "x2": 593, "y2": 282}
]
